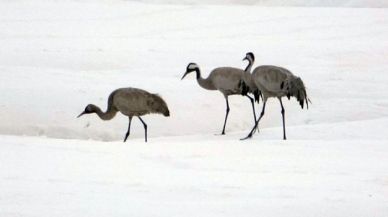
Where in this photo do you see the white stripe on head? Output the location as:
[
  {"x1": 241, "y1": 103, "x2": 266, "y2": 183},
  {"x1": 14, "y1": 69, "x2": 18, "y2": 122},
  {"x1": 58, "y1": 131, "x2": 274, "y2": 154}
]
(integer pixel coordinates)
[
  {"x1": 247, "y1": 52, "x2": 254, "y2": 62},
  {"x1": 188, "y1": 63, "x2": 199, "y2": 70}
]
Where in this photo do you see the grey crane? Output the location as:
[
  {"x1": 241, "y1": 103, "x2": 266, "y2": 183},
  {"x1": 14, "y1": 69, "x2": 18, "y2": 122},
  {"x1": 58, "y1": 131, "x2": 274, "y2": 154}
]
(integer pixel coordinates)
[
  {"x1": 241, "y1": 52, "x2": 310, "y2": 140},
  {"x1": 181, "y1": 62, "x2": 256, "y2": 135},
  {"x1": 77, "y1": 87, "x2": 170, "y2": 142}
]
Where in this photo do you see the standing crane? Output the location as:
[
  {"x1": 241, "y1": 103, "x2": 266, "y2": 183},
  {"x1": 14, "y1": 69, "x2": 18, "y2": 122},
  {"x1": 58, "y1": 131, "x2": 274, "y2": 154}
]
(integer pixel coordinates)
[
  {"x1": 77, "y1": 87, "x2": 170, "y2": 142},
  {"x1": 181, "y1": 62, "x2": 257, "y2": 135},
  {"x1": 241, "y1": 52, "x2": 310, "y2": 140}
]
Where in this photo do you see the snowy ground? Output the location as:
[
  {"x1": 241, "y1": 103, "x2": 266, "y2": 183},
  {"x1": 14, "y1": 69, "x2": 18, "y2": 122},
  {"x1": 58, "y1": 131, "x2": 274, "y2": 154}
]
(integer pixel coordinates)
[
  {"x1": 135, "y1": 0, "x2": 388, "y2": 8},
  {"x1": 1, "y1": 1, "x2": 388, "y2": 216}
]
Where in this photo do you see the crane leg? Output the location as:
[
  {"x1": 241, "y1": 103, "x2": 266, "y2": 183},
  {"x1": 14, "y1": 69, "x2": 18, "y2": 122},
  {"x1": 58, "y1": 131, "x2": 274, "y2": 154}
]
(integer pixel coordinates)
[
  {"x1": 279, "y1": 98, "x2": 287, "y2": 140},
  {"x1": 241, "y1": 102, "x2": 266, "y2": 140},
  {"x1": 138, "y1": 117, "x2": 148, "y2": 142},
  {"x1": 124, "y1": 116, "x2": 133, "y2": 142},
  {"x1": 246, "y1": 95, "x2": 257, "y2": 124},
  {"x1": 221, "y1": 99, "x2": 230, "y2": 135}
]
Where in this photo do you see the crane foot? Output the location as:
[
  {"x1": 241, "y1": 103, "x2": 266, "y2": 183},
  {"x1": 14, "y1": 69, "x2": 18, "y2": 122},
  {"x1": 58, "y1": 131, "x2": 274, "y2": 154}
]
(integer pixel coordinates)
[{"x1": 240, "y1": 134, "x2": 253, "y2": 140}]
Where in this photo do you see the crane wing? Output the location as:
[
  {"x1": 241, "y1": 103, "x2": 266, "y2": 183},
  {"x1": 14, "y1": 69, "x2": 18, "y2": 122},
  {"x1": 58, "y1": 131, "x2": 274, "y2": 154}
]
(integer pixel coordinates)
[
  {"x1": 210, "y1": 68, "x2": 245, "y2": 96},
  {"x1": 113, "y1": 88, "x2": 153, "y2": 116},
  {"x1": 252, "y1": 66, "x2": 291, "y2": 97}
]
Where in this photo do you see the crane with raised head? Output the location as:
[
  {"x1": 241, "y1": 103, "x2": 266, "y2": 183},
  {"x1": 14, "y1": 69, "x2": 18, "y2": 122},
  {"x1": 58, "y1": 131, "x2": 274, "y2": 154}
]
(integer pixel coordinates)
[
  {"x1": 241, "y1": 52, "x2": 310, "y2": 140},
  {"x1": 181, "y1": 62, "x2": 257, "y2": 135}
]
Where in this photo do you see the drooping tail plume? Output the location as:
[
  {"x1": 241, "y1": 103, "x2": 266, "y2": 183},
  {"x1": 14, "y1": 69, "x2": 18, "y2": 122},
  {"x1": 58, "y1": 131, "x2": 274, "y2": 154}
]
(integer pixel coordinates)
[{"x1": 283, "y1": 76, "x2": 309, "y2": 109}]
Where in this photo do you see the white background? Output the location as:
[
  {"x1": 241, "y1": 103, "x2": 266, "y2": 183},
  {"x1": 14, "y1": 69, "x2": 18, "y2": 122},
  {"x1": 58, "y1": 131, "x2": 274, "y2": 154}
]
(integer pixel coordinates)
[{"x1": 1, "y1": 1, "x2": 388, "y2": 216}]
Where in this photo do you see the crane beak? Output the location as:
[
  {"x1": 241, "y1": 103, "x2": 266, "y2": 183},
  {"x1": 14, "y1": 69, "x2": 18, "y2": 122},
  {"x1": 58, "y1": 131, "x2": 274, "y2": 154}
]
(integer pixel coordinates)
[
  {"x1": 181, "y1": 71, "x2": 189, "y2": 80},
  {"x1": 243, "y1": 57, "x2": 247, "y2": 61},
  {"x1": 77, "y1": 111, "x2": 86, "y2": 118}
]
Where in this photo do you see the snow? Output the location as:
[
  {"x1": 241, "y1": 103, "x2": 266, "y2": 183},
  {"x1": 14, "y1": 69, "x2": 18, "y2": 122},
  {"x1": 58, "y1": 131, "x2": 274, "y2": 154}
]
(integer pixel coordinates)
[
  {"x1": 2, "y1": 136, "x2": 388, "y2": 216},
  {"x1": 1, "y1": 1, "x2": 388, "y2": 216},
  {"x1": 134, "y1": 0, "x2": 388, "y2": 8}
]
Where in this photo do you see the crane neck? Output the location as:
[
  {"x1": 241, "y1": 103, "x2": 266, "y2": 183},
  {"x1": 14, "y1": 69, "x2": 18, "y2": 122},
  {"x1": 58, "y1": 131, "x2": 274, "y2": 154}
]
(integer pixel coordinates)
[
  {"x1": 243, "y1": 60, "x2": 254, "y2": 81},
  {"x1": 244, "y1": 59, "x2": 254, "y2": 74},
  {"x1": 195, "y1": 68, "x2": 217, "y2": 90},
  {"x1": 242, "y1": 59, "x2": 256, "y2": 92},
  {"x1": 92, "y1": 104, "x2": 117, "y2": 121},
  {"x1": 190, "y1": 68, "x2": 200, "y2": 79}
]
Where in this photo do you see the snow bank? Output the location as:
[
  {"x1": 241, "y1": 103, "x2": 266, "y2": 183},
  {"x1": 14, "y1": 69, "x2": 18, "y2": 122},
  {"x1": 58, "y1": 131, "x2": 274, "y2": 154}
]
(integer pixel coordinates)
[{"x1": 1, "y1": 135, "x2": 388, "y2": 217}]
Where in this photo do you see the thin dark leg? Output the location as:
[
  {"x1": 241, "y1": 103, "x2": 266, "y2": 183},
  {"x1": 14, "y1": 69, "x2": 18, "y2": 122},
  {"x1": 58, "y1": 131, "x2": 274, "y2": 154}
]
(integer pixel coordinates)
[
  {"x1": 124, "y1": 116, "x2": 133, "y2": 142},
  {"x1": 221, "y1": 99, "x2": 230, "y2": 135},
  {"x1": 279, "y1": 98, "x2": 286, "y2": 140},
  {"x1": 241, "y1": 102, "x2": 266, "y2": 140},
  {"x1": 138, "y1": 117, "x2": 148, "y2": 142},
  {"x1": 246, "y1": 95, "x2": 257, "y2": 123}
]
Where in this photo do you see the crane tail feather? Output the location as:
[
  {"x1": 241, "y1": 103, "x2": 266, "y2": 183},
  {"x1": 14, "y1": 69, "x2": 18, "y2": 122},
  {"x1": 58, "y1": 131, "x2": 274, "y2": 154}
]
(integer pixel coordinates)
[
  {"x1": 287, "y1": 77, "x2": 309, "y2": 110},
  {"x1": 253, "y1": 89, "x2": 261, "y2": 104}
]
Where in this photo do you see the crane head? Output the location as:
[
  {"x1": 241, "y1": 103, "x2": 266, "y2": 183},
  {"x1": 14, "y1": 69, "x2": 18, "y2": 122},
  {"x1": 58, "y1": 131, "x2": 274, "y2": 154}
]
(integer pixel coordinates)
[
  {"x1": 181, "y1": 63, "x2": 199, "y2": 80},
  {"x1": 243, "y1": 52, "x2": 255, "y2": 62},
  {"x1": 77, "y1": 104, "x2": 94, "y2": 118}
]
